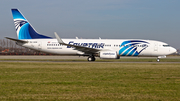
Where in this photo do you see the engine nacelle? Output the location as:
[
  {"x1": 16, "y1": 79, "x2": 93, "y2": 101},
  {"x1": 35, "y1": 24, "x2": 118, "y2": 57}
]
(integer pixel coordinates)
[{"x1": 100, "y1": 51, "x2": 120, "y2": 59}]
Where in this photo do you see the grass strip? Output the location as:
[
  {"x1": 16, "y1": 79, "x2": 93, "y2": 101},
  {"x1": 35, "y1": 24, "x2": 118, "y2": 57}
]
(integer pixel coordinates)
[{"x1": 0, "y1": 62, "x2": 180, "y2": 100}]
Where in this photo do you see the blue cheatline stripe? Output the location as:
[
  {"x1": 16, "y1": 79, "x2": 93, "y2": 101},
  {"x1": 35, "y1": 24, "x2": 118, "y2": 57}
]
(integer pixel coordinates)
[
  {"x1": 119, "y1": 47, "x2": 129, "y2": 55},
  {"x1": 130, "y1": 40, "x2": 149, "y2": 44},
  {"x1": 128, "y1": 47, "x2": 139, "y2": 56},
  {"x1": 134, "y1": 51, "x2": 139, "y2": 56},
  {"x1": 121, "y1": 41, "x2": 131, "y2": 45},
  {"x1": 127, "y1": 47, "x2": 136, "y2": 56},
  {"x1": 119, "y1": 40, "x2": 149, "y2": 56},
  {"x1": 122, "y1": 47, "x2": 134, "y2": 56}
]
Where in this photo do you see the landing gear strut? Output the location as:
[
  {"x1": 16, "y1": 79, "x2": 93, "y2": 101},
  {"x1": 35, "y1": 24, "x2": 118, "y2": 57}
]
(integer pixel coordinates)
[{"x1": 87, "y1": 56, "x2": 96, "y2": 61}]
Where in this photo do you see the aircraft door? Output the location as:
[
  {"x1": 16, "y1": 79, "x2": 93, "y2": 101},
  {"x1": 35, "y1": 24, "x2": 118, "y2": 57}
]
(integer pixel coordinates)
[
  {"x1": 38, "y1": 41, "x2": 42, "y2": 49},
  {"x1": 154, "y1": 43, "x2": 158, "y2": 51}
]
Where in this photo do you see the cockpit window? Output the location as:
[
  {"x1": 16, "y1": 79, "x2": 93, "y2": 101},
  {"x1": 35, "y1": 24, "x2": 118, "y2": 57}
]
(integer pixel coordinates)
[{"x1": 163, "y1": 45, "x2": 170, "y2": 47}]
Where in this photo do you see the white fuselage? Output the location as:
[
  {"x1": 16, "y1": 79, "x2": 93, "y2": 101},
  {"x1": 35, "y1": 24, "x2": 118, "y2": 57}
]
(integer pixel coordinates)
[{"x1": 18, "y1": 38, "x2": 176, "y2": 57}]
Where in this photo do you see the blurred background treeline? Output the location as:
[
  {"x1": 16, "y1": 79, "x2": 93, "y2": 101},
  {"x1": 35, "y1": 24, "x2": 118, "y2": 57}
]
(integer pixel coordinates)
[{"x1": 0, "y1": 39, "x2": 48, "y2": 55}]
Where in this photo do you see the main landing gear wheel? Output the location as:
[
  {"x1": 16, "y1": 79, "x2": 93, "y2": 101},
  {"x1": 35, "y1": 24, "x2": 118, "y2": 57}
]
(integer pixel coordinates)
[
  {"x1": 157, "y1": 58, "x2": 160, "y2": 62},
  {"x1": 87, "y1": 56, "x2": 95, "y2": 61}
]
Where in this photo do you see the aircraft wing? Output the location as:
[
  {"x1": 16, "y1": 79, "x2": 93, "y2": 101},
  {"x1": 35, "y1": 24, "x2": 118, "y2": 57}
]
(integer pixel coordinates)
[
  {"x1": 54, "y1": 32, "x2": 100, "y2": 54},
  {"x1": 5, "y1": 37, "x2": 28, "y2": 43}
]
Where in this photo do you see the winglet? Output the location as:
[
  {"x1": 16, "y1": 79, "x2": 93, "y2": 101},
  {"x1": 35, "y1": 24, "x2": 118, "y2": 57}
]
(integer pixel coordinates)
[{"x1": 54, "y1": 32, "x2": 64, "y2": 44}]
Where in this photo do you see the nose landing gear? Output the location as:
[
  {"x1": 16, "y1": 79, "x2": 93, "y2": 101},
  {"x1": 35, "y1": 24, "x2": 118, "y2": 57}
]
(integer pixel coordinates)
[
  {"x1": 157, "y1": 58, "x2": 160, "y2": 62},
  {"x1": 157, "y1": 56, "x2": 166, "y2": 62}
]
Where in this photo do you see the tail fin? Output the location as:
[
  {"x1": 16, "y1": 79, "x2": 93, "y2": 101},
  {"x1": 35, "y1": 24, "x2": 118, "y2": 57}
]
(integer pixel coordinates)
[{"x1": 11, "y1": 9, "x2": 52, "y2": 39}]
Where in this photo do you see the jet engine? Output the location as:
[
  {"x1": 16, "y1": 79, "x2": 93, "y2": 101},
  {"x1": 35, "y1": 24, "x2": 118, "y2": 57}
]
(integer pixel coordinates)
[{"x1": 99, "y1": 51, "x2": 120, "y2": 59}]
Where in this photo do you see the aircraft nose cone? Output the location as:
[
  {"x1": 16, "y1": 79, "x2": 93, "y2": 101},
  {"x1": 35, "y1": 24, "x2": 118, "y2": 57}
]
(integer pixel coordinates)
[{"x1": 170, "y1": 47, "x2": 177, "y2": 54}]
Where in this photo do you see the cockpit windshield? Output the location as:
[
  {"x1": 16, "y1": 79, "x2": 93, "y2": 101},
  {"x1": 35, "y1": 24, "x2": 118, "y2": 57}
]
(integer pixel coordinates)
[{"x1": 163, "y1": 45, "x2": 170, "y2": 47}]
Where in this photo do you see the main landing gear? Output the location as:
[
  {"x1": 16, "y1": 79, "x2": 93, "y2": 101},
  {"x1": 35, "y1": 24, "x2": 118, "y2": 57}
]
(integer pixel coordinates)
[{"x1": 87, "y1": 56, "x2": 96, "y2": 61}]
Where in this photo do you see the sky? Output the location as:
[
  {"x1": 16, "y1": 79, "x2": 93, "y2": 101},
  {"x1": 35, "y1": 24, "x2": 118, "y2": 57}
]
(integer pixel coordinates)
[{"x1": 0, "y1": 0, "x2": 180, "y2": 49}]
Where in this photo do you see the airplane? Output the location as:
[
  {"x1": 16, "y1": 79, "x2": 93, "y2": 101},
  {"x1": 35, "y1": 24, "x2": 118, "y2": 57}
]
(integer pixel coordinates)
[{"x1": 6, "y1": 9, "x2": 177, "y2": 62}]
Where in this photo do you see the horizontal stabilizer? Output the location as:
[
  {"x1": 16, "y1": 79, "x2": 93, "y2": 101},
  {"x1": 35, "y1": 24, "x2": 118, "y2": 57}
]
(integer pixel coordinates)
[{"x1": 5, "y1": 37, "x2": 28, "y2": 43}]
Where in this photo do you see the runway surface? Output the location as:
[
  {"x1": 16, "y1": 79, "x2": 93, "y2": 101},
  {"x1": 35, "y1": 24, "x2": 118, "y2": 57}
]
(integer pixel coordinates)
[
  {"x1": 0, "y1": 55, "x2": 179, "y2": 59},
  {"x1": 0, "y1": 55, "x2": 87, "y2": 59},
  {"x1": 0, "y1": 60, "x2": 180, "y2": 64},
  {"x1": 0, "y1": 55, "x2": 180, "y2": 63}
]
